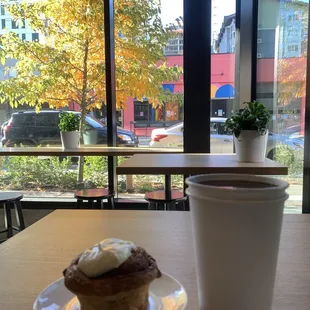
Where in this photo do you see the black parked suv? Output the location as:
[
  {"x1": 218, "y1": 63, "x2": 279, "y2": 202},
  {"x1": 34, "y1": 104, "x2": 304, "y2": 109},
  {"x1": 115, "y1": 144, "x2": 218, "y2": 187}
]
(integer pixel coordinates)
[{"x1": 1, "y1": 110, "x2": 139, "y2": 147}]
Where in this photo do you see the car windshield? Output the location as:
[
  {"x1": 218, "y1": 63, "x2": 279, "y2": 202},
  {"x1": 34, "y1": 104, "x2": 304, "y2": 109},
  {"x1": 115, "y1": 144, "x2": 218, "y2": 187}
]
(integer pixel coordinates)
[{"x1": 86, "y1": 116, "x2": 105, "y2": 129}]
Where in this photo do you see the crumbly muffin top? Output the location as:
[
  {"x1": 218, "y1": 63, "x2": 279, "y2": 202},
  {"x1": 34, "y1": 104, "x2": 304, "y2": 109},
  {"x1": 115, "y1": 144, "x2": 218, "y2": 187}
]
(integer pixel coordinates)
[{"x1": 63, "y1": 246, "x2": 161, "y2": 296}]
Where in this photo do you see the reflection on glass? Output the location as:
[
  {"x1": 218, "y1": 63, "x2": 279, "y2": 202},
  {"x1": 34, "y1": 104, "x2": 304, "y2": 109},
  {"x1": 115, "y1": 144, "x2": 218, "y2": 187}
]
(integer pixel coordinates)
[
  {"x1": 117, "y1": 0, "x2": 236, "y2": 198},
  {"x1": 117, "y1": 0, "x2": 236, "y2": 151},
  {"x1": 211, "y1": 2, "x2": 235, "y2": 153},
  {"x1": 111, "y1": 0, "x2": 184, "y2": 149},
  {"x1": 257, "y1": 0, "x2": 309, "y2": 214}
]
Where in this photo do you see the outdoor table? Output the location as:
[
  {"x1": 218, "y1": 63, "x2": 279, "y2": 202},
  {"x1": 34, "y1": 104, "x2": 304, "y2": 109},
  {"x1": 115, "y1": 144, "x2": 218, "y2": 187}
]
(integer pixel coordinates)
[
  {"x1": 0, "y1": 210, "x2": 308, "y2": 310},
  {"x1": 117, "y1": 154, "x2": 288, "y2": 200}
]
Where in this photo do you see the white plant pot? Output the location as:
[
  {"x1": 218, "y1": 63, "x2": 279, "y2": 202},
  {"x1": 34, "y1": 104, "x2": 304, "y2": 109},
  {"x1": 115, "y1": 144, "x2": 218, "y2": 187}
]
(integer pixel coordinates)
[
  {"x1": 234, "y1": 130, "x2": 268, "y2": 163},
  {"x1": 60, "y1": 131, "x2": 80, "y2": 149},
  {"x1": 83, "y1": 130, "x2": 98, "y2": 145}
]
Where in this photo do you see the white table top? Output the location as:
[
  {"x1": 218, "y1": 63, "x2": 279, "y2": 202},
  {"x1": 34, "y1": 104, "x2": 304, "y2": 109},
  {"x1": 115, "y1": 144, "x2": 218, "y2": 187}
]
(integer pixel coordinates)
[{"x1": 117, "y1": 154, "x2": 288, "y2": 175}]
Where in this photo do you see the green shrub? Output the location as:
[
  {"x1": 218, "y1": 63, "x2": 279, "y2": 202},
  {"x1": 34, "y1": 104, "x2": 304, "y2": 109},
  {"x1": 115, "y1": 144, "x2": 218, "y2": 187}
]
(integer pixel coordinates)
[
  {"x1": 0, "y1": 156, "x2": 77, "y2": 190},
  {"x1": 136, "y1": 183, "x2": 154, "y2": 193},
  {"x1": 131, "y1": 174, "x2": 184, "y2": 193},
  {"x1": 172, "y1": 175, "x2": 184, "y2": 189},
  {"x1": 118, "y1": 156, "x2": 128, "y2": 165},
  {"x1": 273, "y1": 143, "x2": 303, "y2": 177},
  {"x1": 0, "y1": 153, "x2": 185, "y2": 194},
  {"x1": 83, "y1": 156, "x2": 108, "y2": 187},
  {"x1": 0, "y1": 154, "x2": 129, "y2": 191}
]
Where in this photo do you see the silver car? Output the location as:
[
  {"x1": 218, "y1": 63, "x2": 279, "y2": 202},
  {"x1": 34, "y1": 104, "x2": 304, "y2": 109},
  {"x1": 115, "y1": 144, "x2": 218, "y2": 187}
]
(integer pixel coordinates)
[{"x1": 149, "y1": 117, "x2": 299, "y2": 158}]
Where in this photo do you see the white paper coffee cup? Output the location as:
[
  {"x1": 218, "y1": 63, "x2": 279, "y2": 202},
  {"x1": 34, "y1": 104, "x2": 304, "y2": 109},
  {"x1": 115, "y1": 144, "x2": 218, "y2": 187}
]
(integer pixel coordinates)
[{"x1": 185, "y1": 174, "x2": 289, "y2": 310}]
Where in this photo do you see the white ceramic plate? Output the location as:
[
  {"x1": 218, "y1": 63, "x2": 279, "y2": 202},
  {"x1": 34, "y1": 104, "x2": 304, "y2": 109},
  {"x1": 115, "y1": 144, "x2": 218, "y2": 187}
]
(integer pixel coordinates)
[{"x1": 33, "y1": 272, "x2": 187, "y2": 310}]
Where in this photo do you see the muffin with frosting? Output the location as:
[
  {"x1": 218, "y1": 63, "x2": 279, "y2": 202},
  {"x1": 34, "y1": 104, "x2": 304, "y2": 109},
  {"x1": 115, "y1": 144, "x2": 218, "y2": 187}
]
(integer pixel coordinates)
[{"x1": 63, "y1": 238, "x2": 161, "y2": 310}]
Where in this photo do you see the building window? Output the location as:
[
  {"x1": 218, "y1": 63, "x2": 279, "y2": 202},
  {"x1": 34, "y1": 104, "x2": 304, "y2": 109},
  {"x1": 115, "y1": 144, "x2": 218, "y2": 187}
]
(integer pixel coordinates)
[
  {"x1": 134, "y1": 101, "x2": 149, "y2": 121},
  {"x1": 288, "y1": 44, "x2": 299, "y2": 52},
  {"x1": 164, "y1": 36, "x2": 183, "y2": 55},
  {"x1": 12, "y1": 20, "x2": 18, "y2": 29},
  {"x1": 22, "y1": 33, "x2": 26, "y2": 41},
  {"x1": 1, "y1": 19, "x2": 5, "y2": 29},
  {"x1": 22, "y1": 18, "x2": 25, "y2": 28},
  {"x1": 32, "y1": 33, "x2": 39, "y2": 41},
  {"x1": 133, "y1": 100, "x2": 182, "y2": 124},
  {"x1": 1, "y1": 5, "x2": 5, "y2": 15},
  {"x1": 165, "y1": 102, "x2": 179, "y2": 121}
]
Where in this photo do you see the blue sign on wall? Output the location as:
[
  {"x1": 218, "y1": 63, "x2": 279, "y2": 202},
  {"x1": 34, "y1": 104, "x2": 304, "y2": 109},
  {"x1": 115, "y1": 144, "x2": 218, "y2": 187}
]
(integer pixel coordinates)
[
  {"x1": 163, "y1": 84, "x2": 175, "y2": 93},
  {"x1": 215, "y1": 84, "x2": 235, "y2": 98}
]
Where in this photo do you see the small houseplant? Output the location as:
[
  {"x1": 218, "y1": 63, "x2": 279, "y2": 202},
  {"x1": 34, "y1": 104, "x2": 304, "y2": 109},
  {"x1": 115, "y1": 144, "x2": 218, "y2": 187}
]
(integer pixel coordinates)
[
  {"x1": 225, "y1": 101, "x2": 271, "y2": 162},
  {"x1": 59, "y1": 112, "x2": 81, "y2": 149}
]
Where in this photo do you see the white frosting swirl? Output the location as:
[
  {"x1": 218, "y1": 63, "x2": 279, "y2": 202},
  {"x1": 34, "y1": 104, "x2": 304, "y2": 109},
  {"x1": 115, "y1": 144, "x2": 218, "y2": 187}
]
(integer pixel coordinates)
[{"x1": 78, "y1": 238, "x2": 136, "y2": 278}]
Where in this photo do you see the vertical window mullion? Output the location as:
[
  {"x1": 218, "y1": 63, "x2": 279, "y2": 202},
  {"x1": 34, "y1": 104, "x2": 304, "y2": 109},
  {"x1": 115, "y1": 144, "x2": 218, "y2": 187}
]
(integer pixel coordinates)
[
  {"x1": 302, "y1": 3, "x2": 310, "y2": 214},
  {"x1": 104, "y1": 0, "x2": 117, "y2": 195},
  {"x1": 234, "y1": 0, "x2": 258, "y2": 110},
  {"x1": 183, "y1": 0, "x2": 211, "y2": 153}
]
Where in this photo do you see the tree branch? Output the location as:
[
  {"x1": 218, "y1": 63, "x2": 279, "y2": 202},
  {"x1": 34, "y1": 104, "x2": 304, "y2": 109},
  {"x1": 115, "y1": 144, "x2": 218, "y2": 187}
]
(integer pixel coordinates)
[
  {"x1": 65, "y1": 57, "x2": 84, "y2": 73},
  {"x1": 41, "y1": 97, "x2": 72, "y2": 101}
]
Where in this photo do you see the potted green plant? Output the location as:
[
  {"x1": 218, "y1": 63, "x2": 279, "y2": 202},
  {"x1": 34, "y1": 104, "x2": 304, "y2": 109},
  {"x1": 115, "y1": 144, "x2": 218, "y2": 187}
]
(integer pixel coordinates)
[
  {"x1": 59, "y1": 112, "x2": 81, "y2": 149},
  {"x1": 225, "y1": 101, "x2": 271, "y2": 162}
]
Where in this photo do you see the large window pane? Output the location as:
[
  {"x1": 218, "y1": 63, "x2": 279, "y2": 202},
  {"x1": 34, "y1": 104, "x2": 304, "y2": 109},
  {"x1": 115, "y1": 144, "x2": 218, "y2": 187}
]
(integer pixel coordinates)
[
  {"x1": 117, "y1": 0, "x2": 236, "y2": 199},
  {"x1": 118, "y1": 0, "x2": 184, "y2": 150},
  {"x1": 257, "y1": 0, "x2": 309, "y2": 214},
  {"x1": 0, "y1": 1, "x2": 109, "y2": 200},
  {"x1": 0, "y1": 155, "x2": 109, "y2": 202},
  {"x1": 116, "y1": 0, "x2": 184, "y2": 198},
  {"x1": 212, "y1": 1, "x2": 235, "y2": 153}
]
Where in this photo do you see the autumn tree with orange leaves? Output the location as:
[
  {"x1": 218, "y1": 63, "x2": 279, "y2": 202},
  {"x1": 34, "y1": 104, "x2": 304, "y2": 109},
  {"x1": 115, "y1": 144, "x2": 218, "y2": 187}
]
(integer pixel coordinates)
[
  {"x1": 0, "y1": 0, "x2": 182, "y2": 130},
  {"x1": 277, "y1": 0, "x2": 308, "y2": 105},
  {"x1": 0, "y1": 0, "x2": 182, "y2": 183}
]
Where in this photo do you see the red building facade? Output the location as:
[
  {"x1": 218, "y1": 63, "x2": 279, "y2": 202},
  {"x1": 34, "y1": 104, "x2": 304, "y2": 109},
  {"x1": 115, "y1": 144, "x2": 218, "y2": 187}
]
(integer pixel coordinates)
[
  {"x1": 69, "y1": 53, "x2": 305, "y2": 136},
  {"x1": 123, "y1": 53, "x2": 237, "y2": 136}
]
